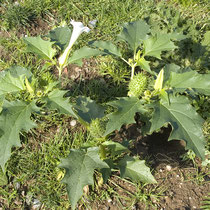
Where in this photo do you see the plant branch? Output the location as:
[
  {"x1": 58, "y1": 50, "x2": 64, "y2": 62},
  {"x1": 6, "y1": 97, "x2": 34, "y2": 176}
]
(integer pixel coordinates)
[
  {"x1": 120, "y1": 57, "x2": 132, "y2": 67},
  {"x1": 131, "y1": 63, "x2": 137, "y2": 80}
]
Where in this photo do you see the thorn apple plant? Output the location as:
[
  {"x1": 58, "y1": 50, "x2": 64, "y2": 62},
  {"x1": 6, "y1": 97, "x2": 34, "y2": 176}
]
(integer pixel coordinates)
[{"x1": 0, "y1": 20, "x2": 209, "y2": 210}]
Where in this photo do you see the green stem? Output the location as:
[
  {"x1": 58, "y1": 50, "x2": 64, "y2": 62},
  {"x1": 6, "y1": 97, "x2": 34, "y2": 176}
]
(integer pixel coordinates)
[
  {"x1": 131, "y1": 63, "x2": 137, "y2": 80},
  {"x1": 58, "y1": 66, "x2": 62, "y2": 80},
  {"x1": 99, "y1": 144, "x2": 106, "y2": 160},
  {"x1": 130, "y1": 48, "x2": 138, "y2": 80},
  {"x1": 120, "y1": 57, "x2": 132, "y2": 67}
]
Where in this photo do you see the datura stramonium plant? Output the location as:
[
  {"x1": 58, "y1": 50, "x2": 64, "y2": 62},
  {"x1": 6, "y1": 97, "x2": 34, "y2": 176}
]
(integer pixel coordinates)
[{"x1": 58, "y1": 20, "x2": 90, "y2": 75}]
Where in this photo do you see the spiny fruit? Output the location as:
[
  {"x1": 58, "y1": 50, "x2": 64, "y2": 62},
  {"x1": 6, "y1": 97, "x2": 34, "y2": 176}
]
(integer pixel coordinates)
[
  {"x1": 89, "y1": 118, "x2": 107, "y2": 138},
  {"x1": 128, "y1": 73, "x2": 148, "y2": 97}
]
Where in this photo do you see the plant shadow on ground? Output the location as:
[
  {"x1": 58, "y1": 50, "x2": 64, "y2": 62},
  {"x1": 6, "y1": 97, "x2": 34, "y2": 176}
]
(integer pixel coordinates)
[
  {"x1": 171, "y1": 39, "x2": 210, "y2": 73},
  {"x1": 59, "y1": 61, "x2": 129, "y2": 103}
]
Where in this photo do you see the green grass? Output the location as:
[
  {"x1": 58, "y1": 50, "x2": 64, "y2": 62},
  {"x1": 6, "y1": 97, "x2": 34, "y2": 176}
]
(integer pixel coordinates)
[
  {"x1": 1, "y1": 122, "x2": 93, "y2": 209},
  {"x1": 0, "y1": 0, "x2": 209, "y2": 209},
  {"x1": 201, "y1": 193, "x2": 210, "y2": 210},
  {"x1": 172, "y1": 0, "x2": 209, "y2": 7},
  {"x1": 1, "y1": 0, "x2": 209, "y2": 72},
  {"x1": 1, "y1": 0, "x2": 59, "y2": 30},
  {"x1": 0, "y1": 33, "x2": 44, "y2": 71}
]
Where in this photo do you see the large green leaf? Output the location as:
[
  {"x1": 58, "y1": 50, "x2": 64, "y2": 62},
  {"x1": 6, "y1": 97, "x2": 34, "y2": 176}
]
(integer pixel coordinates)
[
  {"x1": 74, "y1": 96, "x2": 105, "y2": 124},
  {"x1": 47, "y1": 26, "x2": 71, "y2": 51},
  {"x1": 149, "y1": 95, "x2": 206, "y2": 160},
  {"x1": 0, "y1": 100, "x2": 39, "y2": 171},
  {"x1": 90, "y1": 41, "x2": 122, "y2": 57},
  {"x1": 69, "y1": 46, "x2": 104, "y2": 66},
  {"x1": 169, "y1": 71, "x2": 210, "y2": 95},
  {"x1": 163, "y1": 64, "x2": 182, "y2": 85},
  {"x1": 0, "y1": 71, "x2": 25, "y2": 97},
  {"x1": 143, "y1": 33, "x2": 177, "y2": 59},
  {"x1": 118, "y1": 155, "x2": 156, "y2": 183},
  {"x1": 104, "y1": 97, "x2": 147, "y2": 136},
  {"x1": 117, "y1": 20, "x2": 150, "y2": 51},
  {"x1": 6, "y1": 66, "x2": 32, "y2": 79},
  {"x1": 24, "y1": 36, "x2": 56, "y2": 60},
  {"x1": 44, "y1": 89, "x2": 77, "y2": 118},
  {"x1": 59, "y1": 147, "x2": 109, "y2": 210},
  {"x1": 68, "y1": 34, "x2": 123, "y2": 67}
]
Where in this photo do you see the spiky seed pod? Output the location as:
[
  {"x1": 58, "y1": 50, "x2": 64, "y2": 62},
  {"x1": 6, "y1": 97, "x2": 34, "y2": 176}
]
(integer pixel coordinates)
[
  {"x1": 128, "y1": 73, "x2": 148, "y2": 97},
  {"x1": 89, "y1": 118, "x2": 107, "y2": 138}
]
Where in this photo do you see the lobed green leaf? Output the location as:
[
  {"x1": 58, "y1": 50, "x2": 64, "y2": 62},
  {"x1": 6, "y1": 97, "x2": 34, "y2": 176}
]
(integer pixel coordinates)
[
  {"x1": 149, "y1": 95, "x2": 206, "y2": 160},
  {"x1": 104, "y1": 97, "x2": 147, "y2": 136},
  {"x1": 69, "y1": 46, "x2": 104, "y2": 66},
  {"x1": 118, "y1": 155, "x2": 156, "y2": 183},
  {"x1": 118, "y1": 20, "x2": 150, "y2": 51},
  {"x1": 136, "y1": 57, "x2": 155, "y2": 75},
  {"x1": 0, "y1": 71, "x2": 25, "y2": 97},
  {"x1": 143, "y1": 33, "x2": 177, "y2": 59},
  {"x1": 102, "y1": 141, "x2": 129, "y2": 156},
  {"x1": 169, "y1": 71, "x2": 210, "y2": 95},
  {"x1": 6, "y1": 66, "x2": 33, "y2": 79},
  {"x1": 47, "y1": 26, "x2": 72, "y2": 51},
  {"x1": 0, "y1": 100, "x2": 39, "y2": 171},
  {"x1": 43, "y1": 89, "x2": 77, "y2": 118},
  {"x1": 59, "y1": 147, "x2": 109, "y2": 210},
  {"x1": 74, "y1": 96, "x2": 105, "y2": 124},
  {"x1": 90, "y1": 40, "x2": 122, "y2": 57},
  {"x1": 24, "y1": 36, "x2": 56, "y2": 60}
]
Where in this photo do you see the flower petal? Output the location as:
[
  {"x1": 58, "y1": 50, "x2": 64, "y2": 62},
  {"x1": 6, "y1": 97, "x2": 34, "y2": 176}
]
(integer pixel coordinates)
[{"x1": 58, "y1": 20, "x2": 90, "y2": 67}]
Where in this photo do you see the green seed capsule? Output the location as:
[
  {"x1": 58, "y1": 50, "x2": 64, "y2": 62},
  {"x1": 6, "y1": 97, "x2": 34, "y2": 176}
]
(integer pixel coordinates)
[
  {"x1": 89, "y1": 118, "x2": 107, "y2": 138},
  {"x1": 128, "y1": 73, "x2": 147, "y2": 97}
]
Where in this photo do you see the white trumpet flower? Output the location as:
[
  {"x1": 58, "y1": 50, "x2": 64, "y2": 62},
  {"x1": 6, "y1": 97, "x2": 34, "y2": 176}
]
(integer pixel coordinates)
[{"x1": 58, "y1": 20, "x2": 90, "y2": 68}]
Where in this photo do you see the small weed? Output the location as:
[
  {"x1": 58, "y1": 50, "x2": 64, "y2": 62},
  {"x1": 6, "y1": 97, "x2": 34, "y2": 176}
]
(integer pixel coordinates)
[
  {"x1": 106, "y1": 176, "x2": 165, "y2": 209},
  {"x1": 98, "y1": 55, "x2": 130, "y2": 85},
  {"x1": 180, "y1": 150, "x2": 197, "y2": 166}
]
